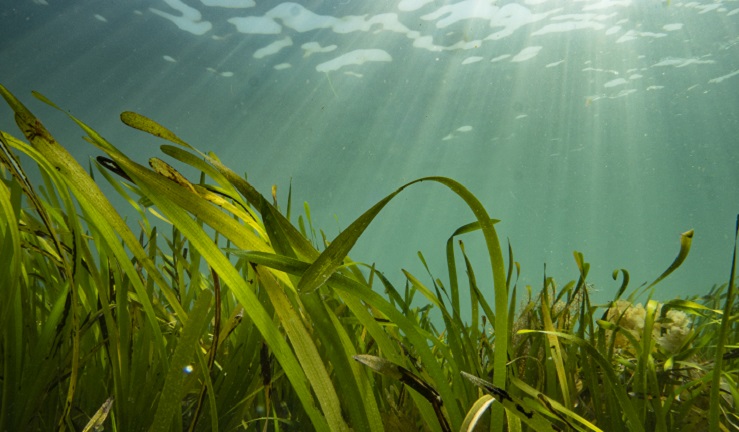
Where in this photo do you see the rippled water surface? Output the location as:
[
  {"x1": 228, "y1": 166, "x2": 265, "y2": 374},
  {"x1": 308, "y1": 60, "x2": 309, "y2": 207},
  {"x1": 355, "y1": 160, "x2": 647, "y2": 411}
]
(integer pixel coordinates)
[{"x1": 1, "y1": 0, "x2": 738, "y2": 307}]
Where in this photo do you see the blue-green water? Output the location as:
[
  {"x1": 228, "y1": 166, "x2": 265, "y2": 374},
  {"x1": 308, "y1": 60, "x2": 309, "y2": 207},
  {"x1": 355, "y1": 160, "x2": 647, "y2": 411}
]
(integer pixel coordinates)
[{"x1": 1, "y1": 0, "x2": 738, "y2": 310}]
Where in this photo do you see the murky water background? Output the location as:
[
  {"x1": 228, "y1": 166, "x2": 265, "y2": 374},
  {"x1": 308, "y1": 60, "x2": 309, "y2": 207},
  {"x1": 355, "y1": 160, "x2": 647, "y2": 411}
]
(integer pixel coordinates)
[{"x1": 1, "y1": 0, "x2": 738, "y2": 313}]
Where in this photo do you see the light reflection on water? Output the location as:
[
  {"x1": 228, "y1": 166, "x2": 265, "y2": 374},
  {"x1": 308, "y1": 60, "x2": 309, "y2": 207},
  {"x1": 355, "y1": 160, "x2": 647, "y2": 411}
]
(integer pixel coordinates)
[{"x1": 0, "y1": 0, "x2": 737, "y2": 312}]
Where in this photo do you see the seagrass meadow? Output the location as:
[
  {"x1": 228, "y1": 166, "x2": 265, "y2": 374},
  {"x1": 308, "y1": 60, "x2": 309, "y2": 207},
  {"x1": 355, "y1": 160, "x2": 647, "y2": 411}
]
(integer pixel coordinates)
[{"x1": 0, "y1": 84, "x2": 737, "y2": 432}]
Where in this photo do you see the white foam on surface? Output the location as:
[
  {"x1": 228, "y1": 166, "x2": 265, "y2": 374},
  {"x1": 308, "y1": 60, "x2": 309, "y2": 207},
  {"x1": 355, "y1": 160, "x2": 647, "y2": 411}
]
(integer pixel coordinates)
[
  {"x1": 421, "y1": 0, "x2": 501, "y2": 28},
  {"x1": 663, "y1": 23, "x2": 683, "y2": 31},
  {"x1": 532, "y1": 21, "x2": 605, "y2": 35},
  {"x1": 640, "y1": 32, "x2": 667, "y2": 38},
  {"x1": 315, "y1": 49, "x2": 392, "y2": 73},
  {"x1": 708, "y1": 69, "x2": 739, "y2": 84},
  {"x1": 608, "y1": 89, "x2": 637, "y2": 98},
  {"x1": 486, "y1": 5, "x2": 551, "y2": 41},
  {"x1": 511, "y1": 46, "x2": 542, "y2": 62},
  {"x1": 652, "y1": 57, "x2": 715, "y2": 68},
  {"x1": 302, "y1": 42, "x2": 337, "y2": 57},
  {"x1": 442, "y1": 125, "x2": 473, "y2": 141},
  {"x1": 200, "y1": 0, "x2": 255, "y2": 8},
  {"x1": 604, "y1": 78, "x2": 628, "y2": 87},
  {"x1": 616, "y1": 30, "x2": 666, "y2": 43},
  {"x1": 229, "y1": 4, "x2": 328, "y2": 34},
  {"x1": 689, "y1": 3, "x2": 722, "y2": 14},
  {"x1": 271, "y1": 4, "x2": 335, "y2": 32},
  {"x1": 462, "y1": 56, "x2": 484, "y2": 65},
  {"x1": 230, "y1": 3, "x2": 410, "y2": 36},
  {"x1": 551, "y1": 13, "x2": 597, "y2": 20},
  {"x1": 142, "y1": 0, "x2": 734, "y2": 97},
  {"x1": 616, "y1": 30, "x2": 638, "y2": 43},
  {"x1": 583, "y1": 67, "x2": 619, "y2": 75},
  {"x1": 582, "y1": 0, "x2": 632, "y2": 11},
  {"x1": 150, "y1": 0, "x2": 212, "y2": 35},
  {"x1": 398, "y1": 0, "x2": 433, "y2": 12},
  {"x1": 419, "y1": 3, "x2": 550, "y2": 46},
  {"x1": 228, "y1": 16, "x2": 282, "y2": 34},
  {"x1": 254, "y1": 37, "x2": 293, "y2": 59}
]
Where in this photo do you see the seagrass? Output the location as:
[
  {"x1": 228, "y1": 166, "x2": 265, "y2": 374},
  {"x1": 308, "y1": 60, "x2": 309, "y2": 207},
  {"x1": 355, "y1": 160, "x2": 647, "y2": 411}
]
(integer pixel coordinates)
[{"x1": 0, "y1": 85, "x2": 736, "y2": 431}]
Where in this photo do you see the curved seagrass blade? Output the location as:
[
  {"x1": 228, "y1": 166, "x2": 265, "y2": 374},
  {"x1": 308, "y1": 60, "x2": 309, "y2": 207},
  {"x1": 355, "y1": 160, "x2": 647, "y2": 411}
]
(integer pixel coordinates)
[
  {"x1": 302, "y1": 176, "x2": 509, "y2": 428},
  {"x1": 0, "y1": 85, "x2": 175, "y2": 428},
  {"x1": 116, "y1": 110, "x2": 321, "y2": 263},
  {"x1": 120, "y1": 111, "x2": 191, "y2": 148},
  {"x1": 1, "y1": 88, "x2": 339, "y2": 431},
  {"x1": 298, "y1": 186, "x2": 403, "y2": 294},
  {"x1": 150, "y1": 290, "x2": 212, "y2": 432},
  {"x1": 648, "y1": 229, "x2": 694, "y2": 289},
  {"x1": 353, "y1": 354, "x2": 451, "y2": 432},
  {"x1": 516, "y1": 329, "x2": 645, "y2": 432},
  {"x1": 297, "y1": 177, "x2": 505, "y2": 297},
  {"x1": 461, "y1": 371, "x2": 564, "y2": 432},
  {"x1": 354, "y1": 354, "x2": 441, "y2": 404},
  {"x1": 633, "y1": 228, "x2": 694, "y2": 299},
  {"x1": 444, "y1": 220, "x2": 499, "y2": 320}
]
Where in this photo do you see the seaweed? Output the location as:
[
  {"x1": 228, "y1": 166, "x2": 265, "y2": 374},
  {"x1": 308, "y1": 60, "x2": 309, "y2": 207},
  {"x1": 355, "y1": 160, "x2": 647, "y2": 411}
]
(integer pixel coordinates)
[{"x1": 0, "y1": 85, "x2": 736, "y2": 431}]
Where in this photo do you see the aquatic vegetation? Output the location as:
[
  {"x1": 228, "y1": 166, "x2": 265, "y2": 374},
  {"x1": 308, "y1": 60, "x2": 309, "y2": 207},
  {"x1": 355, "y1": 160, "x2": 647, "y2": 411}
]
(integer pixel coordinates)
[
  {"x1": 604, "y1": 300, "x2": 693, "y2": 355},
  {"x1": 0, "y1": 84, "x2": 737, "y2": 432}
]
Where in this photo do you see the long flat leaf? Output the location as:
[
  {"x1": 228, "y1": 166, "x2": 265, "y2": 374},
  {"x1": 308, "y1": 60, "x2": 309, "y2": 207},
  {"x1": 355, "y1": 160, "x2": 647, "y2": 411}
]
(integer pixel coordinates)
[
  {"x1": 150, "y1": 290, "x2": 212, "y2": 432},
  {"x1": 240, "y1": 250, "x2": 459, "y2": 430},
  {"x1": 0, "y1": 85, "x2": 174, "y2": 361},
  {"x1": 709, "y1": 216, "x2": 738, "y2": 432},
  {"x1": 296, "y1": 176, "x2": 507, "y2": 430},
  {"x1": 354, "y1": 354, "x2": 451, "y2": 432},
  {"x1": 129, "y1": 178, "x2": 331, "y2": 431},
  {"x1": 461, "y1": 372, "x2": 561, "y2": 432},
  {"x1": 519, "y1": 329, "x2": 645, "y2": 432},
  {"x1": 256, "y1": 267, "x2": 349, "y2": 432}
]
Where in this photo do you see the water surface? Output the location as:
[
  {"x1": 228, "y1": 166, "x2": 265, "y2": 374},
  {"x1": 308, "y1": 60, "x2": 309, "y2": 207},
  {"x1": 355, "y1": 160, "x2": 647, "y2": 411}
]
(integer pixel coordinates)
[{"x1": 1, "y1": 0, "x2": 738, "y2": 312}]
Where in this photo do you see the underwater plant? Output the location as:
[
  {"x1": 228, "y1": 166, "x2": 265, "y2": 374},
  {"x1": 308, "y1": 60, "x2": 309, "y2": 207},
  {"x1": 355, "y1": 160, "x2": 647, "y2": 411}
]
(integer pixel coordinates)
[{"x1": 0, "y1": 84, "x2": 737, "y2": 432}]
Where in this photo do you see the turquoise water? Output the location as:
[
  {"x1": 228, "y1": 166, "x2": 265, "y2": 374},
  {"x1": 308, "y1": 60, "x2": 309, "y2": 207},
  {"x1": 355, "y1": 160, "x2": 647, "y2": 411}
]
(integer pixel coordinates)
[{"x1": 1, "y1": 0, "x2": 737, "y2": 309}]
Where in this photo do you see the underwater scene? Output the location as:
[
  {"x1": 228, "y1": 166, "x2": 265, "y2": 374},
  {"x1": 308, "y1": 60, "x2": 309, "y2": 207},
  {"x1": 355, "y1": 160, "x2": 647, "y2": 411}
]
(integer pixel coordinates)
[{"x1": 0, "y1": 0, "x2": 738, "y2": 431}]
